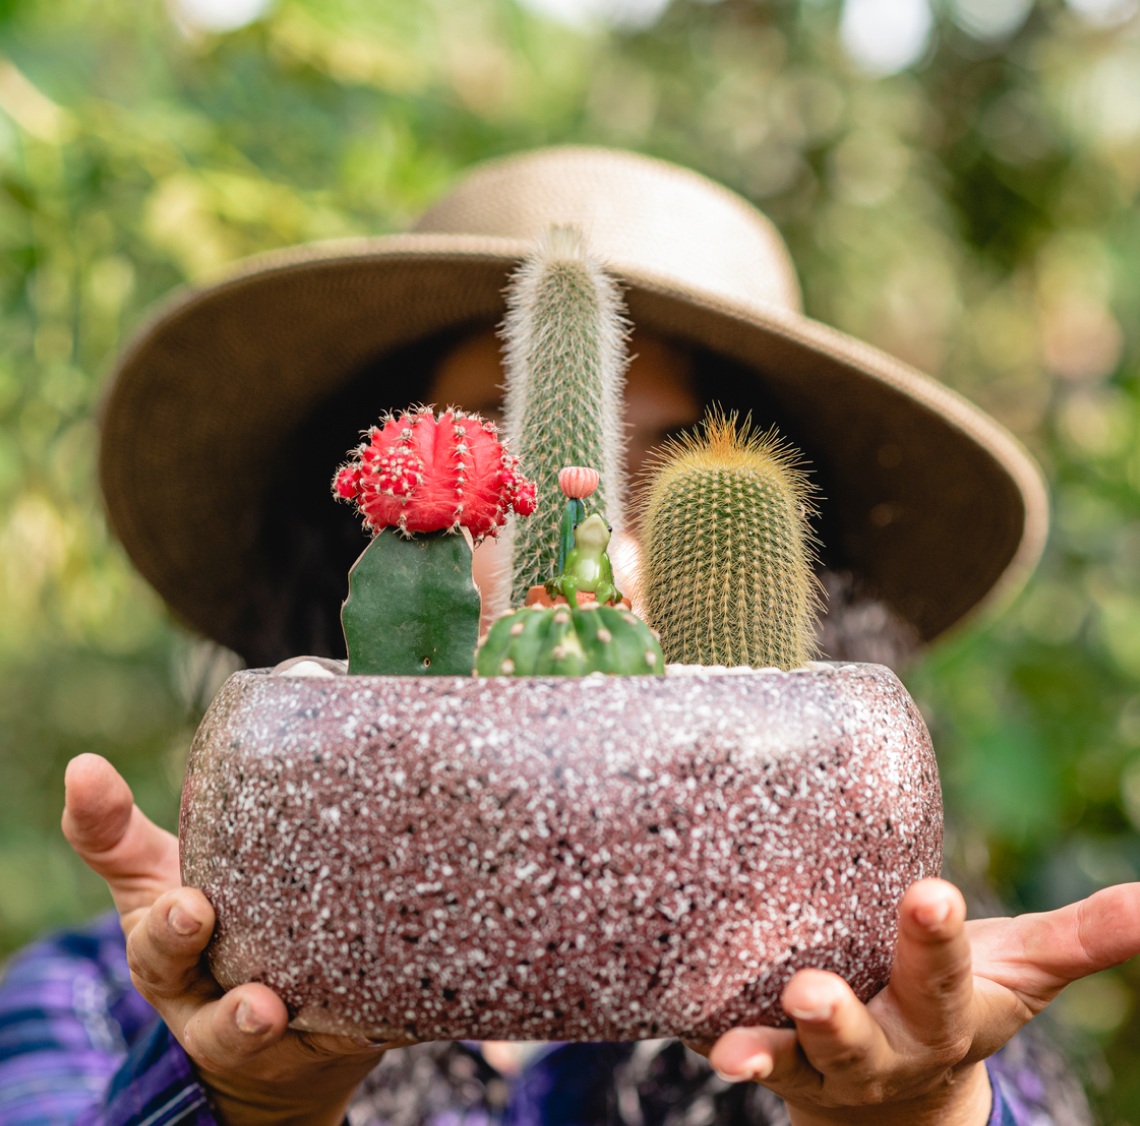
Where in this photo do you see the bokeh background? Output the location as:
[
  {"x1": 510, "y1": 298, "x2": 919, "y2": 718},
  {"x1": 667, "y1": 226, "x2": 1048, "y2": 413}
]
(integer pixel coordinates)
[{"x1": 1, "y1": 0, "x2": 1139, "y2": 1116}]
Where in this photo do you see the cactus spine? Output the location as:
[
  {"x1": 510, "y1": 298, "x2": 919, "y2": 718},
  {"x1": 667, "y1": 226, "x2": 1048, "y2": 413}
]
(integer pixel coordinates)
[
  {"x1": 476, "y1": 605, "x2": 663, "y2": 678},
  {"x1": 638, "y1": 411, "x2": 820, "y2": 670},
  {"x1": 500, "y1": 226, "x2": 628, "y2": 611}
]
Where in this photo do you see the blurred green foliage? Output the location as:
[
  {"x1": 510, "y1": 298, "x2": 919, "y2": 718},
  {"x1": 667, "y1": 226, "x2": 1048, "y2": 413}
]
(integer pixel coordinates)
[{"x1": 2, "y1": 0, "x2": 1140, "y2": 1116}]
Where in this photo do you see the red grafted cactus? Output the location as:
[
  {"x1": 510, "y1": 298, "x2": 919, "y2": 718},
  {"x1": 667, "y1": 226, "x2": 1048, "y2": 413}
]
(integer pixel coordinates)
[{"x1": 334, "y1": 407, "x2": 536, "y2": 542}]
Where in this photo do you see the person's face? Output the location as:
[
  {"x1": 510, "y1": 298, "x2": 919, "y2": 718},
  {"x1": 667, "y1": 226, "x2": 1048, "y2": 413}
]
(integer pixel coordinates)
[{"x1": 428, "y1": 325, "x2": 702, "y2": 494}]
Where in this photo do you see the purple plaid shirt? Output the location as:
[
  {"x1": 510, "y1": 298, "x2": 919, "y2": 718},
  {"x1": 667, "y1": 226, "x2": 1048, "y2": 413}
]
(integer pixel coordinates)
[{"x1": 0, "y1": 914, "x2": 1080, "y2": 1126}]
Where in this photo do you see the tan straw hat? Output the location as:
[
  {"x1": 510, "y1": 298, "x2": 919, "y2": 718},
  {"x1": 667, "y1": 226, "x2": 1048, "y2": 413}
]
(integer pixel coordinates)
[{"x1": 100, "y1": 145, "x2": 1047, "y2": 658}]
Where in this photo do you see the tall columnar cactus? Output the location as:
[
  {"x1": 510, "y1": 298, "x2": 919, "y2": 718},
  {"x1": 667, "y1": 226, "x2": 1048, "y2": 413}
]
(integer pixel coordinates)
[
  {"x1": 500, "y1": 226, "x2": 629, "y2": 611},
  {"x1": 638, "y1": 411, "x2": 820, "y2": 670}
]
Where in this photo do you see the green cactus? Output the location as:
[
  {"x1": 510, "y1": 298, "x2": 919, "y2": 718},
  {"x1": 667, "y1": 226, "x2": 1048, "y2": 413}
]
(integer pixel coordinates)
[
  {"x1": 342, "y1": 529, "x2": 480, "y2": 676},
  {"x1": 638, "y1": 410, "x2": 820, "y2": 670},
  {"x1": 475, "y1": 604, "x2": 663, "y2": 677},
  {"x1": 500, "y1": 225, "x2": 628, "y2": 613}
]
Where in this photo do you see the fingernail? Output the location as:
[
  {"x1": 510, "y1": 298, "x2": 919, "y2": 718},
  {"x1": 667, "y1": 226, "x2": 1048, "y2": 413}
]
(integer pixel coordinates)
[
  {"x1": 235, "y1": 998, "x2": 269, "y2": 1035},
  {"x1": 786, "y1": 1001, "x2": 834, "y2": 1022},
  {"x1": 168, "y1": 902, "x2": 201, "y2": 936},
  {"x1": 351, "y1": 1035, "x2": 392, "y2": 1049},
  {"x1": 714, "y1": 1053, "x2": 773, "y2": 1083},
  {"x1": 915, "y1": 898, "x2": 952, "y2": 928}
]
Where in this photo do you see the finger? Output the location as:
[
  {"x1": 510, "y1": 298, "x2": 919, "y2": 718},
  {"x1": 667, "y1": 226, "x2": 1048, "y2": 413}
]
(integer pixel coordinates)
[
  {"x1": 1024, "y1": 883, "x2": 1140, "y2": 985},
  {"x1": 706, "y1": 1024, "x2": 798, "y2": 1085},
  {"x1": 126, "y1": 888, "x2": 217, "y2": 1003},
  {"x1": 180, "y1": 983, "x2": 289, "y2": 1075},
  {"x1": 61, "y1": 754, "x2": 133, "y2": 853},
  {"x1": 62, "y1": 754, "x2": 181, "y2": 914},
  {"x1": 889, "y1": 879, "x2": 973, "y2": 1050},
  {"x1": 972, "y1": 882, "x2": 1140, "y2": 1006},
  {"x1": 780, "y1": 969, "x2": 894, "y2": 1078}
]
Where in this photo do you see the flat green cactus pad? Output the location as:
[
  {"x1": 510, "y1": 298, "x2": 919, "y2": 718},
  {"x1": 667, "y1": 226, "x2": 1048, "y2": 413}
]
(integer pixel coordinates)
[{"x1": 342, "y1": 530, "x2": 480, "y2": 676}]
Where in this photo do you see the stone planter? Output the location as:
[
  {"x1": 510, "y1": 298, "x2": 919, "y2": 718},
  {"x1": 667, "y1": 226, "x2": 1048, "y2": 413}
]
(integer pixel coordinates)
[{"x1": 179, "y1": 662, "x2": 941, "y2": 1043}]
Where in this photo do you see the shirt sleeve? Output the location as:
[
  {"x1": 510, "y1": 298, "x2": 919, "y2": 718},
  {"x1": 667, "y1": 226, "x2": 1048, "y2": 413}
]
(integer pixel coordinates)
[
  {"x1": 987, "y1": 1061, "x2": 1020, "y2": 1126},
  {"x1": 986, "y1": 1027, "x2": 1093, "y2": 1126},
  {"x1": 0, "y1": 913, "x2": 217, "y2": 1126}
]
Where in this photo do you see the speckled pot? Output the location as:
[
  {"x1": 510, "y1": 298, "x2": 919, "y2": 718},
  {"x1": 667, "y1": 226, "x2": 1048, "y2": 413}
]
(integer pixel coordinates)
[{"x1": 180, "y1": 662, "x2": 941, "y2": 1043}]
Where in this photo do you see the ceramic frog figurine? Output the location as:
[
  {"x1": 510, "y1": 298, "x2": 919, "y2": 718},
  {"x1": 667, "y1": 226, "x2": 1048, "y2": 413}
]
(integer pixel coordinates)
[{"x1": 545, "y1": 513, "x2": 624, "y2": 607}]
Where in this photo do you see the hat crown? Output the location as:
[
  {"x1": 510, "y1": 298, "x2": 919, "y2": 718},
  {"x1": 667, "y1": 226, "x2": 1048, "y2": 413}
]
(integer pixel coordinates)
[{"x1": 414, "y1": 146, "x2": 803, "y2": 316}]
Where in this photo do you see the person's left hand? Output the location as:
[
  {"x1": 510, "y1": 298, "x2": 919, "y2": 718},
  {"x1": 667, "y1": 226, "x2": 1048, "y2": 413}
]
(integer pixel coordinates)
[{"x1": 694, "y1": 877, "x2": 1140, "y2": 1126}]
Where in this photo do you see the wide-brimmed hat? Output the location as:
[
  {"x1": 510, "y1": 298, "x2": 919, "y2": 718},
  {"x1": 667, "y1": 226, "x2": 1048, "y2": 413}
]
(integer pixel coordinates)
[{"x1": 100, "y1": 145, "x2": 1047, "y2": 653}]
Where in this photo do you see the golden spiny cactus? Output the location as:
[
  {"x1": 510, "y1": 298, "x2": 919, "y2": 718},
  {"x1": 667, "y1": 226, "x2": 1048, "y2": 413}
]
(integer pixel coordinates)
[{"x1": 638, "y1": 410, "x2": 820, "y2": 670}]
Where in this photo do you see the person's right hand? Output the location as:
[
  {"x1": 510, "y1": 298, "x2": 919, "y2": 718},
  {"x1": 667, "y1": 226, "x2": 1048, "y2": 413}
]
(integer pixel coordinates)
[
  {"x1": 62, "y1": 753, "x2": 405, "y2": 1126},
  {"x1": 697, "y1": 876, "x2": 1140, "y2": 1126}
]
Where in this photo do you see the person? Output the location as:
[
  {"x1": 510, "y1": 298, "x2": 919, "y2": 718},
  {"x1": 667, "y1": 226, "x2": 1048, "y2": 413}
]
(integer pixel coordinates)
[{"x1": 1, "y1": 146, "x2": 1136, "y2": 1126}]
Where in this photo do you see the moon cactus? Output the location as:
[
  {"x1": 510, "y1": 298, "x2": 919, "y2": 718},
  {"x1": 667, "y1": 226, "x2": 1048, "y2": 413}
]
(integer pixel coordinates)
[
  {"x1": 333, "y1": 407, "x2": 537, "y2": 676},
  {"x1": 334, "y1": 406, "x2": 537, "y2": 542}
]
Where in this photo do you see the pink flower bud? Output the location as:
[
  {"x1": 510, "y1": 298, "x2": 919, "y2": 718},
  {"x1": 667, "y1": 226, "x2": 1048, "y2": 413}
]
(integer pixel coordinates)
[{"x1": 558, "y1": 466, "x2": 599, "y2": 500}]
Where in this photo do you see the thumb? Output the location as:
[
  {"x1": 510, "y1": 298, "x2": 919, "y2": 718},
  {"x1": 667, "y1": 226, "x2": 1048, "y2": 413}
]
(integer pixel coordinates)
[
  {"x1": 968, "y1": 881, "x2": 1140, "y2": 1031},
  {"x1": 1022, "y1": 882, "x2": 1140, "y2": 992},
  {"x1": 62, "y1": 753, "x2": 181, "y2": 917},
  {"x1": 62, "y1": 753, "x2": 134, "y2": 853}
]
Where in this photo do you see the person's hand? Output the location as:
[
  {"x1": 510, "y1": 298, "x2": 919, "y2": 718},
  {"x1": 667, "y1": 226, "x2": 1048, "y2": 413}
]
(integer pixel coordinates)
[
  {"x1": 696, "y1": 876, "x2": 1140, "y2": 1126},
  {"x1": 62, "y1": 753, "x2": 405, "y2": 1126}
]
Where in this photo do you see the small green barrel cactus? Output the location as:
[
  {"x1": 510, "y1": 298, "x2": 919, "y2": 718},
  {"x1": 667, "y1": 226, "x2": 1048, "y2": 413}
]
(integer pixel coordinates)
[
  {"x1": 476, "y1": 605, "x2": 663, "y2": 677},
  {"x1": 638, "y1": 411, "x2": 820, "y2": 670},
  {"x1": 500, "y1": 226, "x2": 628, "y2": 613}
]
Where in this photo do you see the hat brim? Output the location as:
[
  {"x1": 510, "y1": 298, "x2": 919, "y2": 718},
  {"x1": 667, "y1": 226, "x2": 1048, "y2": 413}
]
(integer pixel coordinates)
[{"x1": 100, "y1": 232, "x2": 1047, "y2": 649}]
